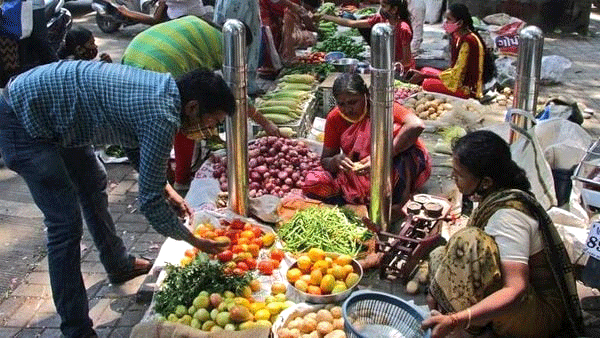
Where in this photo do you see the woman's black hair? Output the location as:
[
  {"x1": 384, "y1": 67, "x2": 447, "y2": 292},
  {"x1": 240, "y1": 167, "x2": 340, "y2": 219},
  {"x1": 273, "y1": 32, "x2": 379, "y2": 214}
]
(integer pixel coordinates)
[
  {"x1": 302, "y1": 0, "x2": 321, "y2": 10},
  {"x1": 57, "y1": 26, "x2": 93, "y2": 59},
  {"x1": 448, "y1": 3, "x2": 496, "y2": 83},
  {"x1": 387, "y1": 0, "x2": 412, "y2": 27},
  {"x1": 175, "y1": 68, "x2": 235, "y2": 118},
  {"x1": 453, "y1": 130, "x2": 531, "y2": 192},
  {"x1": 332, "y1": 73, "x2": 369, "y2": 98}
]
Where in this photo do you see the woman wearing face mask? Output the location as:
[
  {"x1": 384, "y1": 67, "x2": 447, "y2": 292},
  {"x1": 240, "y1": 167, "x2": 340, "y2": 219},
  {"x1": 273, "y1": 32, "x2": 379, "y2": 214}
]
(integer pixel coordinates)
[
  {"x1": 313, "y1": 0, "x2": 415, "y2": 71},
  {"x1": 303, "y1": 73, "x2": 431, "y2": 213},
  {"x1": 57, "y1": 27, "x2": 112, "y2": 62},
  {"x1": 405, "y1": 4, "x2": 494, "y2": 99},
  {"x1": 421, "y1": 130, "x2": 583, "y2": 338}
]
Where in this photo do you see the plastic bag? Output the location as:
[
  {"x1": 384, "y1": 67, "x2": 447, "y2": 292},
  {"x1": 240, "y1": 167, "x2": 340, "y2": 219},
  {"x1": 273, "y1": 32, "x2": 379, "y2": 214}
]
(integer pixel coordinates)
[
  {"x1": 540, "y1": 55, "x2": 572, "y2": 85},
  {"x1": 489, "y1": 20, "x2": 525, "y2": 56},
  {"x1": 495, "y1": 56, "x2": 517, "y2": 88}
]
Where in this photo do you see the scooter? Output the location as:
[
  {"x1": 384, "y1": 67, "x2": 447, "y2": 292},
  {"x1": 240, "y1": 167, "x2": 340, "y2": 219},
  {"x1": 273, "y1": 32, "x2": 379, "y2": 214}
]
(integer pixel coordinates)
[
  {"x1": 45, "y1": 0, "x2": 72, "y2": 52},
  {"x1": 91, "y1": 0, "x2": 158, "y2": 33}
]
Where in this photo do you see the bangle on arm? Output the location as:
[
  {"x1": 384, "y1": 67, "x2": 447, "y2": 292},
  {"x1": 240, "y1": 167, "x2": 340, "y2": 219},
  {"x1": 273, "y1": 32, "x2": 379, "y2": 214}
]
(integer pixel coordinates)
[{"x1": 465, "y1": 308, "x2": 472, "y2": 330}]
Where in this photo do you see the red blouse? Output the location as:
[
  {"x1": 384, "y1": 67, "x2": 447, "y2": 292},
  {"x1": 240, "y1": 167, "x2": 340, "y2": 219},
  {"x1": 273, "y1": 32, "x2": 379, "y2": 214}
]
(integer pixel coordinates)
[{"x1": 367, "y1": 14, "x2": 415, "y2": 70}]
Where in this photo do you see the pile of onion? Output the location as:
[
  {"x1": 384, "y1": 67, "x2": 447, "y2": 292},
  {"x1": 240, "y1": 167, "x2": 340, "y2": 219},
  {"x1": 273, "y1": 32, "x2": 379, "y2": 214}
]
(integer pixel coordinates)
[{"x1": 212, "y1": 137, "x2": 321, "y2": 197}]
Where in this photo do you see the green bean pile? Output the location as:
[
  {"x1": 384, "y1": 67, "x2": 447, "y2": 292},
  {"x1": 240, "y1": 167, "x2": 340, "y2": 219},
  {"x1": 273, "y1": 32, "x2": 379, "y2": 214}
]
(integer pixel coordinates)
[{"x1": 278, "y1": 206, "x2": 372, "y2": 257}]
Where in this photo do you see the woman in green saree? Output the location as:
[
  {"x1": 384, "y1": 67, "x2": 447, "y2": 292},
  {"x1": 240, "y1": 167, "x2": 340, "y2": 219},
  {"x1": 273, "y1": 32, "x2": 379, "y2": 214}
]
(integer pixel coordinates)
[{"x1": 422, "y1": 130, "x2": 583, "y2": 337}]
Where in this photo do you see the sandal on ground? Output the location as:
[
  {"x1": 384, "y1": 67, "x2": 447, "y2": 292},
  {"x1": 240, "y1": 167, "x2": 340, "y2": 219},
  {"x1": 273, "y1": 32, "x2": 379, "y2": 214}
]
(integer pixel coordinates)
[{"x1": 107, "y1": 256, "x2": 154, "y2": 284}]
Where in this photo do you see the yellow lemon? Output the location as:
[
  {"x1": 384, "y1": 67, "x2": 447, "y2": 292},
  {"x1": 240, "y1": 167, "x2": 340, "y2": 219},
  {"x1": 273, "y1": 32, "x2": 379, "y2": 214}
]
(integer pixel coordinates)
[
  {"x1": 345, "y1": 272, "x2": 360, "y2": 287},
  {"x1": 297, "y1": 255, "x2": 312, "y2": 272},
  {"x1": 335, "y1": 254, "x2": 353, "y2": 266},
  {"x1": 320, "y1": 274, "x2": 336, "y2": 294},
  {"x1": 308, "y1": 248, "x2": 325, "y2": 262},
  {"x1": 254, "y1": 309, "x2": 271, "y2": 321},
  {"x1": 310, "y1": 269, "x2": 323, "y2": 286},
  {"x1": 286, "y1": 268, "x2": 303, "y2": 283}
]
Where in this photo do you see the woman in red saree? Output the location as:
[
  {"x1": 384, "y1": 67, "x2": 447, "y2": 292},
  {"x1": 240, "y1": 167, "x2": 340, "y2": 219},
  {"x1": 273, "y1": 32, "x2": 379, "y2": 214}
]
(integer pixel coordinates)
[
  {"x1": 405, "y1": 4, "x2": 491, "y2": 99},
  {"x1": 303, "y1": 73, "x2": 431, "y2": 209}
]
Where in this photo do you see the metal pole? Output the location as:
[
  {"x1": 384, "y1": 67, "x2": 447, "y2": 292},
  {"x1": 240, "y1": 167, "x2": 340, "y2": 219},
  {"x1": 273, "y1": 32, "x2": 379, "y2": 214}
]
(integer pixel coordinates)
[
  {"x1": 509, "y1": 26, "x2": 544, "y2": 144},
  {"x1": 369, "y1": 23, "x2": 394, "y2": 230},
  {"x1": 223, "y1": 19, "x2": 248, "y2": 215}
]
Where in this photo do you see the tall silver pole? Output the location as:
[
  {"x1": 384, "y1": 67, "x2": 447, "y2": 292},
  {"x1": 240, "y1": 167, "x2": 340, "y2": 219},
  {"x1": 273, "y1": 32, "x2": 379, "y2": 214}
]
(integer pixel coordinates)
[
  {"x1": 510, "y1": 26, "x2": 543, "y2": 144},
  {"x1": 223, "y1": 19, "x2": 248, "y2": 215},
  {"x1": 369, "y1": 23, "x2": 394, "y2": 230}
]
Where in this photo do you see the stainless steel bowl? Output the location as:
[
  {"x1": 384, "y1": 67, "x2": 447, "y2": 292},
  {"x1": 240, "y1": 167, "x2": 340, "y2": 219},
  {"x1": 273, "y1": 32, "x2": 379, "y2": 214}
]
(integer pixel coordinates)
[
  {"x1": 331, "y1": 58, "x2": 359, "y2": 73},
  {"x1": 287, "y1": 258, "x2": 363, "y2": 304}
]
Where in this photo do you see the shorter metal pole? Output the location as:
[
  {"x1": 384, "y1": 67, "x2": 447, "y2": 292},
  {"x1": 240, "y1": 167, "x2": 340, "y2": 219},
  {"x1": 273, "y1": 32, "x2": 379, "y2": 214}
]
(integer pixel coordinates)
[
  {"x1": 510, "y1": 26, "x2": 543, "y2": 144},
  {"x1": 223, "y1": 19, "x2": 248, "y2": 215},
  {"x1": 369, "y1": 23, "x2": 394, "y2": 231}
]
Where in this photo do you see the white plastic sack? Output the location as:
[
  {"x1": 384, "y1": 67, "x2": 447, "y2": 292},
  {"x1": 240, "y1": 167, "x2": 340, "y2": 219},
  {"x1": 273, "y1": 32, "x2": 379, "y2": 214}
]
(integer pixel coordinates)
[
  {"x1": 495, "y1": 56, "x2": 517, "y2": 87},
  {"x1": 535, "y1": 119, "x2": 592, "y2": 170},
  {"x1": 484, "y1": 110, "x2": 558, "y2": 210},
  {"x1": 540, "y1": 55, "x2": 572, "y2": 85},
  {"x1": 423, "y1": 0, "x2": 444, "y2": 23}
]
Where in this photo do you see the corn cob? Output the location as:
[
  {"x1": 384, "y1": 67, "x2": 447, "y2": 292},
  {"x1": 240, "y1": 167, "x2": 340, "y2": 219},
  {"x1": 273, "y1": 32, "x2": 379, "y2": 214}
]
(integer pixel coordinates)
[
  {"x1": 281, "y1": 74, "x2": 316, "y2": 84},
  {"x1": 258, "y1": 106, "x2": 301, "y2": 118},
  {"x1": 278, "y1": 83, "x2": 313, "y2": 91},
  {"x1": 262, "y1": 113, "x2": 298, "y2": 124},
  {"x1": 256, "y1": 100, "x2": 302, "y2": 110},
  {"x1": 262, "y1": 90, "x2": 310, "y2": 100}
]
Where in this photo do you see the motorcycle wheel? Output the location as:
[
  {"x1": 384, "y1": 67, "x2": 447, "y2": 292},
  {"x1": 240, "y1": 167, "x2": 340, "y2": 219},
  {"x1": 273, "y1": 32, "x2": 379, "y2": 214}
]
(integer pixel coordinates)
[{"x1": 96, "y1": 13, "x2": 121, "y2": 33}]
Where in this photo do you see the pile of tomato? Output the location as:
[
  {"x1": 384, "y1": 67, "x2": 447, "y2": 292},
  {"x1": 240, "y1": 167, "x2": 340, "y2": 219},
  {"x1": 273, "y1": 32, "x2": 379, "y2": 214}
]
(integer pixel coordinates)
[
  {"x1": 191, "y1": 219, "x2": 285, "y2": 277},
  {"x1": 297, "y1": 52, "x2": 326, "y2": 64}
]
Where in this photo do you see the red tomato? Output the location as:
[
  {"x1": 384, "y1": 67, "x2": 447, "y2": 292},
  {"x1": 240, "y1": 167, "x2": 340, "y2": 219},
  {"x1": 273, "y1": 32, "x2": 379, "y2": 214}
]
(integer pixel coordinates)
[
  {"x1": 184, "y1": 248, "x2": 198, "y2": 258},
  {"x1": 230, "y1": 219, "x2": 245, "y2": 230},
  {"x1": 237, "y1": 261, "x2": 249, "y2": 271},
  {"x1": 248, "y1": 244, "x2": 260, "y2": 258},
  {"x1": 217, "y1": 250, "x2": 233, "y2": 262},
  {"x1": 215, "y1": 228, "x2": 225, "y2": 237},
  {"x1": 243, "y1": 223, "x2": 253, "y2": 231},
  {"x1": 270, "y1": 249, "x2": 285, "y2": 262},
  {"x1": 251, "y1": 226, "x2": 263, "y2": 238},
  {"x1": 240, "y1": 230, "x2": 255, "y2": 240},
  {"x1": 270, "y1": 258, "x2": 281, "y2": 269},
  {"x1": 252, "y1": 238, "x2": 264, "y2": 249},
  {"x1": 232, "y1": 245, "x2": 245, "y2": 254},
  {"x1": 258, "y1": 260, "x2": 274, "y2": 275},
  {"x1": 233, "y1": 268, "x2": 245, "y2": 276},
  {"x1": 245, "y1": 257, "x2": 257, "y2": 270}
]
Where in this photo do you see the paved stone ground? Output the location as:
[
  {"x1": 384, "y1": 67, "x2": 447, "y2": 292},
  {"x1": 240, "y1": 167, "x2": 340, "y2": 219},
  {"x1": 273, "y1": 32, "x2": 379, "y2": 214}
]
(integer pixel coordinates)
[{"x1": 0, "y1": 7, "x2": 599, "y2": 338}]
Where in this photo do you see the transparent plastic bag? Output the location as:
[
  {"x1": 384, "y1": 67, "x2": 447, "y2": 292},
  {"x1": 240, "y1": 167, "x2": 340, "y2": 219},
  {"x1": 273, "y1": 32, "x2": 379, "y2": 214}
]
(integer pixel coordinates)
[{"x1": 540, "y1": 55, "x2": 572, "y2": 85}]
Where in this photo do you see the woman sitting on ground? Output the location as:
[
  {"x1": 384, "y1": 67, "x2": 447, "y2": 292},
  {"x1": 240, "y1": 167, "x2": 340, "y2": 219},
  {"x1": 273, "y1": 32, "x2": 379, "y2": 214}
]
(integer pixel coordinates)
[
  {"x1": 57, "y1": 26, "x2": 112, "y2": 62},
  {"x1": 303, "y1": 73, "x2": 431, "y2": 212},
  {"x1": 313, "y1": 0, "x2": 415, "y2": 72},
  {"x1": 405, "y1": 4, "x2": 494, "y2": 99},
  {"x1": 422, "y1": 130, "x2": 583, "y2": 338}
]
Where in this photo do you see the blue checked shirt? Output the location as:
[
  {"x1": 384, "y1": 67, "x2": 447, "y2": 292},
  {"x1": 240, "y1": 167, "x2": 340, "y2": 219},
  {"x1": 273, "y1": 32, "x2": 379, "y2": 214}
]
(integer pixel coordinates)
[{"x1": 7, "y1": 60, "x2": 191, "y2": 241}]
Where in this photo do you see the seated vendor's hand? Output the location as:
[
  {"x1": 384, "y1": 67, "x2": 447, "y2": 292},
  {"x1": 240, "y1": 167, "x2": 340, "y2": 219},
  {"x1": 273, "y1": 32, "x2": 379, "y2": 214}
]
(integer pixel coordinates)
[
  {"x1": 99, "y1": 53, "x2": 112, "y2": 63},
  {"x1": 333, "y1": 154, "x2": 354, "y2": 172},
  {"x1": 312, "y1": 13, "x2": 323, "y2": 22},
  {"x1": 353, "y1": 156, "x2": 371, "y2": 176},
  {"x1": 404, "y1": 69, "x2": 426, "y2": 85},
  {"x1": 421, "y1": 312, "x2": 460, "y2": 338}
]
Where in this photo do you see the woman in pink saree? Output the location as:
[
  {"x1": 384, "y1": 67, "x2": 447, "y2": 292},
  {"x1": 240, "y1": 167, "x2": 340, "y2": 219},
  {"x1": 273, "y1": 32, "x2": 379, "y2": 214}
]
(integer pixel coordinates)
[{"x1": 303, "y1": 73, "x2": 431, "y2": 211}]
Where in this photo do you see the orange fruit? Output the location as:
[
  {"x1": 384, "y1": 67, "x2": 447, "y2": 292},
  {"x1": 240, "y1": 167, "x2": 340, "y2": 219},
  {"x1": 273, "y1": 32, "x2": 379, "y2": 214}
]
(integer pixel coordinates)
[
  {"x1": 312, "y1": 260, "x2": 329, "y2": 274},
  {"x1": 300, "y1": 274, "x2": 312, "y2": 284},
  {"x1": 345, "y1": 272, "x2": 360, "y2": 287},
  {"x1": 342, "y1": 264, "x2": 354, "y2": 276},
  {"x1": 297, "y1": 255, "x2": 312, "y2": 272},
  {"x1": 320, "y1": 274, "x2": 335, "y2": 294},
  {"x1": 306, "y1": 285, "x2": 322, "y2": 295},
  {"x1": 286, "y1": 268, "x2": 302, "y2": 283},
  {"x1": 331, "y1": 264, "x2": 346, "y2": 280},
  {"x1": 308, "y1": 248, "x2": 325, "y2": 262},
  {"x1": 335, "y1": 254, "x2": 353, "y2": 266},
  {"x1": 294, "y1": 279, "x2": 309, "y2": 292},
  {"x1": 310, "y1": 269, "x2": 323, "y2": 286}
]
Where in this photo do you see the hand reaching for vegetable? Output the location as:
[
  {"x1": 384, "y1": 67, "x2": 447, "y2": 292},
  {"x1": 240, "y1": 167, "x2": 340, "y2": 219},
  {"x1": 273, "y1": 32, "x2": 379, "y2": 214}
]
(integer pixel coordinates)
[
  {"x1": 421, "y1": 310, "x2": 460, "y2": 338},
  {"x1": 190, "y1": 236, "x2": 228, "y2": 254},
  {"x1": 263, "y1": 120, "x2": 282, "y2": 137},
  {"x1": 404, "y1": 69, "x2": 426, "y2": 85}
]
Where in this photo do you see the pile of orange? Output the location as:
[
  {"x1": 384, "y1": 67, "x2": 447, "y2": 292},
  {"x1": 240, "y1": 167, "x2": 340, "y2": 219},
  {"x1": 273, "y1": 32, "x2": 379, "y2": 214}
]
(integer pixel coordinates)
[{"x1": 286, "y1": 248, "x2": 360, "y2": 296}]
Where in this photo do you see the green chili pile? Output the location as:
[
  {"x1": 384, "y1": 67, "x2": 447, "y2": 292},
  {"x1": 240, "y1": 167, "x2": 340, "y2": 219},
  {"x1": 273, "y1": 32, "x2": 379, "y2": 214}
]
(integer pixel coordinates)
[{"x1": 277, "y1": 206, "x2": 372, "y2": 257}]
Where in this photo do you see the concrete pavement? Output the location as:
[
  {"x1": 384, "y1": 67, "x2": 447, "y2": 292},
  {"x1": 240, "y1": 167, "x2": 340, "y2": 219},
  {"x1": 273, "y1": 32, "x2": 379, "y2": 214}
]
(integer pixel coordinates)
[{"x1": 0, "y1": 6, "x2": 599, "y2": 338}]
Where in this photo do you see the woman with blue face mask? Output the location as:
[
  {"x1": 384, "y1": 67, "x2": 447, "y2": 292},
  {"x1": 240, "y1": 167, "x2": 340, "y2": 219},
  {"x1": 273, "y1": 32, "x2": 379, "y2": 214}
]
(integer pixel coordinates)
[
  {"x1": 405, "y1": 4, "x2": 494, "y2": 99},
  {"x1": 313, "y1": 0, "x2": 415, "y2": 72}
]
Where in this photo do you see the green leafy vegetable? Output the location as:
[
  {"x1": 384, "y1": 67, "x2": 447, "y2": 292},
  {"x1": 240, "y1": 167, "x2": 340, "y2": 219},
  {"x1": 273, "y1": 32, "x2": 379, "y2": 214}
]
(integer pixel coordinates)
[{"x1": 154, "y1": 253, "x2": 252, "y2": 317}]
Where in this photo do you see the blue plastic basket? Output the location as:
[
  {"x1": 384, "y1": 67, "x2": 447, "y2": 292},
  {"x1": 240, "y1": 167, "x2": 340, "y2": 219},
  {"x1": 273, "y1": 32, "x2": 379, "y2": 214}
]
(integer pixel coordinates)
[{"x1": 342, "y1": 290, "x2": 430, "y2": 338}]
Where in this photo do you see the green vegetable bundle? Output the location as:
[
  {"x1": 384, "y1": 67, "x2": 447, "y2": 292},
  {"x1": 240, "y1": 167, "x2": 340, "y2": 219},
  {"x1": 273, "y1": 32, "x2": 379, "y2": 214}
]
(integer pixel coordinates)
[
  {"x1": 313, "y1": 35, "x2": 365, "y2": 59},
  {"x1": 278, "y1": 206, "x2": 372, "y2": 257},
  {"x1": 154, "y1": 253, "x2": 252, "y2": 317},
  {"x1": 280, "y1": 63, "x2": 335, "y2": 81},
  {"x1": 317, "y1": 2, "x2": 337, "y2": 15}
]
